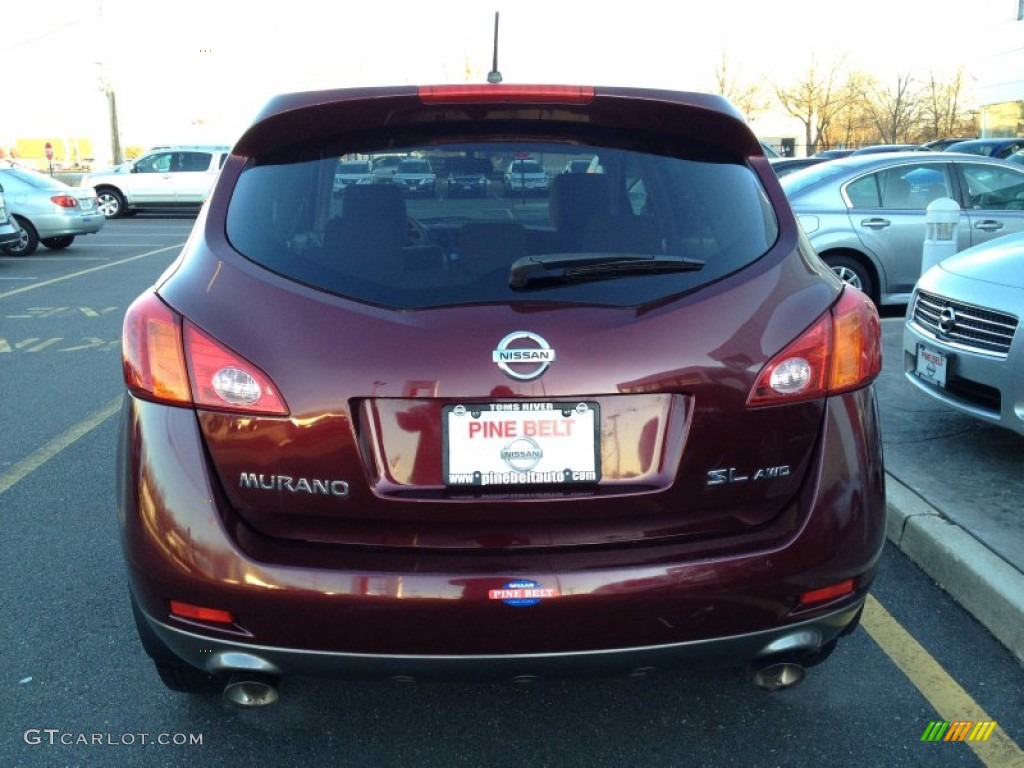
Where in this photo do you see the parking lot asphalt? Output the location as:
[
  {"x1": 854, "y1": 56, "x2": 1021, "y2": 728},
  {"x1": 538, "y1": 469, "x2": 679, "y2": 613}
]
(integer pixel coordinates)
[{"x1": 878, "y1": 315, "x2": 1024, "y2": 664}]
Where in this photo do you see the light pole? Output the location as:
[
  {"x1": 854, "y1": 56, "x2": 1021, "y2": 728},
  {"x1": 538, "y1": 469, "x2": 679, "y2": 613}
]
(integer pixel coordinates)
[
  {"x1": 106, "y1": 84, "x2": 122, "y2": 165},
  {"x1": 95, "y1": 62, "x2": 122, "y2": 165}
]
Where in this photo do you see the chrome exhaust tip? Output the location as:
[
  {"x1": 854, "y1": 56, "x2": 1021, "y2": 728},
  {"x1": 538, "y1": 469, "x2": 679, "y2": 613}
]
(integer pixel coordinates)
[
  {"x1": 223, "y1": 673, "x2": 279, "y2": 708},
  {"x1": 751, "y1": 661, "x2": 806, "y2": 692}
]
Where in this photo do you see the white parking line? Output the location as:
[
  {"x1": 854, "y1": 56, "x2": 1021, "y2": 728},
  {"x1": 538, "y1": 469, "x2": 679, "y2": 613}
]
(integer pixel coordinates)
[
  {"x1": 0, "y1": 256, "x2": 110, "y2": 261},
  {"x1": 0, "y1": 244, "x2": 183, "y2": 299},
  {"x1": 0, "y1": 396, "x2": 123, "y2": 496}
]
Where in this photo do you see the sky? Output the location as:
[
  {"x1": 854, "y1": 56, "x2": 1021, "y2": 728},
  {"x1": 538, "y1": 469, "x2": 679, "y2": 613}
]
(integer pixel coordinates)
[{"x1": 2, "y1": 0, "x2": 1012, "y2": 161}]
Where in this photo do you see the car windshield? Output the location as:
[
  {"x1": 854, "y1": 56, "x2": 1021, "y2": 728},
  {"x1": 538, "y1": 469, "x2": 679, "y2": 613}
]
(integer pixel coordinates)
[
  {"x1": 338, "y1": 162, "x2": 369, "y2": 174},
  {"x1": 398, "y1": 161, "x2": 431, "y2": 174},
  {"x1": 226, "y1": 141, "x2": 778, "y2": 310}
]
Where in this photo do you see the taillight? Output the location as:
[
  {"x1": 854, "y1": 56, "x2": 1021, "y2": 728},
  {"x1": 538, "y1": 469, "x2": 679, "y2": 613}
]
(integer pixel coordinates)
[
  {"x1": 748, "y1": 287, "x2": 881, "y2": 406},
  {"x1": 418, "y1": 84, "x2": 595, "y2": 104},
  {"x1": 122, "y1": 292, "x2": 289, "y2": 415},
  {"x1": 184, "y1": 324, "x2": 288, "y2": 415},
  {"x1": 123, "y1": 293, "x2": 190, "y2": 405},
  {"x1": 50, "y1": 195, "x2": 79, "y2": 208}
]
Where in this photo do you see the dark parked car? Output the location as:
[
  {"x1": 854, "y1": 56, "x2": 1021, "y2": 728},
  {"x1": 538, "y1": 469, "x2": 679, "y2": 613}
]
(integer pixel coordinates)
[
  {"x1": 118, "y1": 83, "x2": 885, "y2": 707},
  {"x1": 814, "y1": 148, "x2": 856, "y2": 159},
  {"x1": 769, "y1": 156, "x2": 831, "y2": 178},
  {"x1": 392, "y1": 158, "x2": 438, "y2": 197},
  {"x1": 849, "y1": 144, "x2": 927, "y2": 155},
  {"x1": 943, "y1": 138, "x2": 1024, "y2": 160},
  {"x1": 920, "y1": 137, "x2": 976, "y2": 152},
  {"x1": 446, "y1": 156, "x2": 493, "y2": 198}
]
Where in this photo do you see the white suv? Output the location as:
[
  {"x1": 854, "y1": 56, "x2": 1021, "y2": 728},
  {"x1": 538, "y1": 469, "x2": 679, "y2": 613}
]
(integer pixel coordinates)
[{"x1": 81, "y1": 145, "x2": 230, "y2": 218}]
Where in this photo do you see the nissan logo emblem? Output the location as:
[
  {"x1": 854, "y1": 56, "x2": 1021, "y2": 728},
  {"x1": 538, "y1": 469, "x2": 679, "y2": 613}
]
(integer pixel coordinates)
[
  {"x1": 938, "y1": 307, "x2": 957, "y2": 335},
  {"x1": 492, "y1": 331, "x2": 555, "y2": 381}
]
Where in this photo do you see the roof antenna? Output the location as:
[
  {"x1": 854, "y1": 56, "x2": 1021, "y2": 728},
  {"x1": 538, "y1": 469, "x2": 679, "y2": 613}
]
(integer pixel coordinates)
[{"x1": 487, "y1": 12, "x2": 503, "y2": 84}]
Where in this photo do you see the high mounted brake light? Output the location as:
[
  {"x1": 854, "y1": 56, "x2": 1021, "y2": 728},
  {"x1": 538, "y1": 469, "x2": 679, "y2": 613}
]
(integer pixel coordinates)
[{"x1": 418, "y1": 85, "x2": 595, "y2": 105}]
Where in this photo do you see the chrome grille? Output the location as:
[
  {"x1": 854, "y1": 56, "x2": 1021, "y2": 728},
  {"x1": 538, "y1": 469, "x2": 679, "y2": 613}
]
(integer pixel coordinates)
[{"x1": 912, "y1": 291, "x2": 1018, "y2": 356}]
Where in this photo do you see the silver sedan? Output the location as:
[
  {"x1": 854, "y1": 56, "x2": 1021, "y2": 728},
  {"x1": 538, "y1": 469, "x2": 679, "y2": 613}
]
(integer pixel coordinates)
[
  {"x1": 904, "y1": 231, "x2": 1024, "y2": 436},
  {"x1": 781, "y1": 152, "x2": 1024, "y2": 306},
  {"x1": 0, "y1": 164, "x2": 105, "y2": 256}
]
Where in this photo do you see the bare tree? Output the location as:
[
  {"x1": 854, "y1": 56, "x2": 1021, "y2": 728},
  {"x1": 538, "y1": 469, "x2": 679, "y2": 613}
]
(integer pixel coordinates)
[
  {"x1": 774, "y1": 56, "x2": 853, "y2": 155},
  {"x1": 712, "y1": 51, "x2": 768, "y2": 121},
  {"x1": 822, "y1": 71, "x2": 875, "y2": 148},
  {"x1": 859, "y1": 72, "x2": 922, "y2": 144},
  {"x1": 919, "y1": 69, "x2": 977, "y2": 141}
]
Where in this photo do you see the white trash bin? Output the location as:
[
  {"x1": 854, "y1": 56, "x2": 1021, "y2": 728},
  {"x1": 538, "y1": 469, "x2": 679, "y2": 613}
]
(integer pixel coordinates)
[{"x1": 921, "y1": 197, "x2": 961, "y2": 275}]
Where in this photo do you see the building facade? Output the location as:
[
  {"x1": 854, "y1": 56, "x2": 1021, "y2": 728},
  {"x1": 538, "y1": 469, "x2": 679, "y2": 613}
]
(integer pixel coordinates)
[{"x1": 975, "y1": 4, "x2": 1024, "y2": 137}]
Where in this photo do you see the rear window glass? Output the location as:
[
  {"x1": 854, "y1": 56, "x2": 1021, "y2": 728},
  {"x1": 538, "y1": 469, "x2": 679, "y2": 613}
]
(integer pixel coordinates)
[
  {"x1": 2, "y1": 168, "x2": 67, "y2": 190},
  {"x1": 226, "y1": 141, "x2": 778, "y2": 309}
]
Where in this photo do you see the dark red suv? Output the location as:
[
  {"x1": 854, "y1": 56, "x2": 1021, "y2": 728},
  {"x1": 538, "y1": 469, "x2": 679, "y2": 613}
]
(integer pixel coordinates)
[{"x1": 117, "y1": 84, "x2": 884, "y2": 706}]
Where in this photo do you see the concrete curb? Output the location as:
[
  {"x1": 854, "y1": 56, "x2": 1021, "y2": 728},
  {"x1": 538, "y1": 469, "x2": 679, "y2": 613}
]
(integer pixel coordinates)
[{"x1": 885, "y1": 474, "x2": 1024, "y2": 664}]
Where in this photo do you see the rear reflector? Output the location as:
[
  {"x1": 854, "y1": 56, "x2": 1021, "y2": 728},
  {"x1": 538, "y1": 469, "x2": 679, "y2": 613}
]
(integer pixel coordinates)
[
  {"x1": 419, "y1": 84, "x2": 595, "y2": 104},
  {"x1": 798, "y1": 579, "x2": 855, "y2": 606},
  {"x1": 170, "y1": 600, "x2": 234, "y2": 624}
]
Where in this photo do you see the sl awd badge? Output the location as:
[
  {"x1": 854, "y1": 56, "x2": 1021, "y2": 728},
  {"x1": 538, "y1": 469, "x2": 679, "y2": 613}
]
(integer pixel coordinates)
[{"x1": 492, "y1": 331, "x2": 555, "y2": 381}]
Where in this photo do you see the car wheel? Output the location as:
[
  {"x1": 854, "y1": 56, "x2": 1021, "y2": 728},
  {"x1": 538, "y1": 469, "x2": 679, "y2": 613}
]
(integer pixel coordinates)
[
  {"x1": 2, "y1": 216, "x2": 39, "y2": 257},
  {"x1": 41, "y1": 235, "x2": 76, "y2": 250},
  {"x1": 824, "y1": 254, "x2": 875, "y2": 300},
  {"x1": 96, "y1": 188, "x2": 127, "y2": 219}
]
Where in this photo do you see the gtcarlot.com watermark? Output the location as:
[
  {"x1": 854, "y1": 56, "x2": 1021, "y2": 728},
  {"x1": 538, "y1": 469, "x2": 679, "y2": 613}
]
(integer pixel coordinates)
[{"x1": 24, "y1": 729, "x2": 203, "y2": 747}]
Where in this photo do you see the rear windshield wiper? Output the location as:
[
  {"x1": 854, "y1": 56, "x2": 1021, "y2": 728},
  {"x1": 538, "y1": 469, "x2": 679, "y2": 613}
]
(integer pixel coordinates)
[{"x1": 509, "y1": 253, "x2": 705, "y2": 289}]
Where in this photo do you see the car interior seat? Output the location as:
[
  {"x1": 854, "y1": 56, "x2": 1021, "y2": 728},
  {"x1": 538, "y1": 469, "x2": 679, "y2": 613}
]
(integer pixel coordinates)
[
  {"x1": 883, "y1": 177, "x2": 914, "y2": 208},
  {"x1": 324, "y1": 185, "x2": 409, "y2": 281},
  {"x1": 549, "y1": 173, "x2": 662, "y2": 254},
  {"x1": 457, "y1": 222, "x2": 527, "y2": 277},
  {"x1": 548, "y1": 173, "x2": 617, "y2": 251}
]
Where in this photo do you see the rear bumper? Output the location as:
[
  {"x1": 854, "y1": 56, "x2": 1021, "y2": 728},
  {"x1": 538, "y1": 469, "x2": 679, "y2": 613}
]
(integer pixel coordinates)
[
  {"x1": 117, "y1": 388, "x2": 885, "y2": 674},
  {"x1": 135, "y1": 598, "x2": 863, "y2": 681},
  {"x1": 32, "y1": 211, "x2": 104, "y2": 238}
]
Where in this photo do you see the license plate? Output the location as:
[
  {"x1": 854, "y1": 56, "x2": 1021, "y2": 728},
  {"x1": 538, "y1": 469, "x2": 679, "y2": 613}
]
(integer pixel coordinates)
[
  {"x1": 79, "y1": 199, "x2": 94, "y2": 210},
  {"x1": 915, "y1": 344, "x2": 947, "y2": 388},
  {"x1": 443, "y1": 402, "x2": 600, "y2": 486}
]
